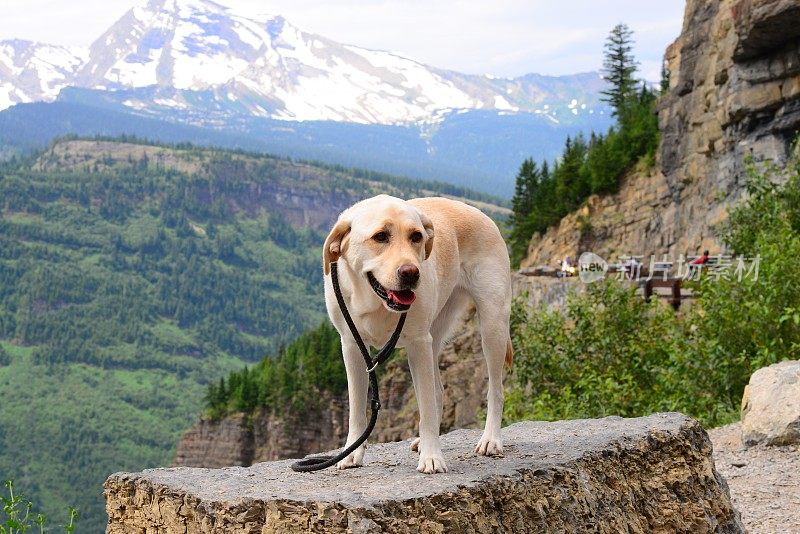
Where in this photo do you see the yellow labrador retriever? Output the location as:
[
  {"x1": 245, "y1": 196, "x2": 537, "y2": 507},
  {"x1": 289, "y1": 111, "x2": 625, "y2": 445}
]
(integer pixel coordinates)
[{"x1": 323, "y1": 194, "x2": 512, "y2": 474}]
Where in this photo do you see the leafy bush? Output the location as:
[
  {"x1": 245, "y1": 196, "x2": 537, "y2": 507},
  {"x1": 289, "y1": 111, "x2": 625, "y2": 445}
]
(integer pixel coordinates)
[
  {"x1": 1, "y1": 481, "x2": 77, "y2": 534},
  {"x1": 507, "y1": 149, "x2": 800, "y2": 427},
  {"x1": 506, "y1": 280, "x2": 703, "y2": 423},
  {"x1": 692, "y1": 154, "x2": 800, "y2": 409}
]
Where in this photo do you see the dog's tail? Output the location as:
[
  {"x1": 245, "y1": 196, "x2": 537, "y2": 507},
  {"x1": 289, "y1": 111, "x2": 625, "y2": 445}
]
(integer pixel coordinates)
[{"x1": 505, "y1": 338, "x2": 513, "y2": 368}]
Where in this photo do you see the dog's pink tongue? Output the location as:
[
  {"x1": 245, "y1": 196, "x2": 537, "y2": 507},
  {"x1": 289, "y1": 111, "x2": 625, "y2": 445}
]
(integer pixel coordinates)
[{"x1": 388, "y1": 289, "x2": 416, "y2": 306}]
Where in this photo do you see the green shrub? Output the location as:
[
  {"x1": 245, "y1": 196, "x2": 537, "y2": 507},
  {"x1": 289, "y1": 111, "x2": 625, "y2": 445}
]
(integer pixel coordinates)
[
  {"x1": 691, "y1": 154, "x2": 800, "y2": 409},
  {"x1": 506, "y1": 148, "x2": 800, "y2": 427},
  {"x1": 1, "y1": 481, "x2": 77, "y2": 534},
  {"x1": 506, "y1": 280, "x2": 704, "y2": 423}
]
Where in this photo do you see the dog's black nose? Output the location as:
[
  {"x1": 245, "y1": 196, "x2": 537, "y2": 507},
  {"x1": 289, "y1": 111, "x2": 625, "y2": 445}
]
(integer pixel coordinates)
[{"x1": 398, "y1": 264, "x2": 420, "y2": 286}]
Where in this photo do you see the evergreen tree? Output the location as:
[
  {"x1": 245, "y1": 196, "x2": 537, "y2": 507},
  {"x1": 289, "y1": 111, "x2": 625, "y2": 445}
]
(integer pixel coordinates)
[
  {"x1": 600, "y1": 23, "x2": 638, "y2": 115},
  {"x1": 660, "y1": 60, "x2": 670, "y2": 95},
  {"x1": 554, "y1": 135, "x2": 589, "y2": 212},
  {"x1": 506, "y1": 22, "x2": 659, "y2": 268},
  {"x1": 509, "y1": 159, "x2": 540, "y2": 264}
]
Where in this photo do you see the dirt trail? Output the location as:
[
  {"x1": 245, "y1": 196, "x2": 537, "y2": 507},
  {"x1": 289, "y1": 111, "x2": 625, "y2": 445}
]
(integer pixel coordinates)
[{"x1": 709, "y1": 423, "x2": 800, "y2": 534}]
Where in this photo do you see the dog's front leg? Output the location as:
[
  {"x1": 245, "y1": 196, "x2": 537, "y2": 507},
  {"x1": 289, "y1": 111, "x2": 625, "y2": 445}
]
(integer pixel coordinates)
[
  {"x1": 337, "y1": 338, "x2": 368, "y2": 469},
  {"x1": 406, "y1": 336, "x2": 448, "y2": 473}
]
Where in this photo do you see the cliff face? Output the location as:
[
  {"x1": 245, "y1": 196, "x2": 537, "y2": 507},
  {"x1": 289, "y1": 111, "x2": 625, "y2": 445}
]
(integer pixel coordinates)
[
  {"x1": 522, "y1": 0, "x2": 800, "y2": 268},
  {"x1": 173, "y1": 395, "x2": 350, "y2": 468}
]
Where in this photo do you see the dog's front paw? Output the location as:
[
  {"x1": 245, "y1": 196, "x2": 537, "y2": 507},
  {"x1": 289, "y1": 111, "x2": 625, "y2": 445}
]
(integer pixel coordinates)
[
  {"x1": 474, "y1": 433, "x2": 503, "y2": 456},
  {"x1": 336, "y1": 445, "x2": 365, "y2": 469},
  {"x1": 410, "y1": 437, "x2": 420, "y2": 452},
  {"x1": 417, "y1": 449, "x2": 448, "y2": 474}
]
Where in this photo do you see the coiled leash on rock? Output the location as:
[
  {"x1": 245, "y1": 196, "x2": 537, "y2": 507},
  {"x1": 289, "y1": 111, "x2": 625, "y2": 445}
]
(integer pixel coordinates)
[{"x1": 291, "y1": 262, "x2": 406, "y2": 472}]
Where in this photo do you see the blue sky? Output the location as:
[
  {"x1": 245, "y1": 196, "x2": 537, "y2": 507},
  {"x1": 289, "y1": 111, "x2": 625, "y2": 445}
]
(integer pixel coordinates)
[{"x1": 0, "y1": 0, "x2": 685, "y2": 80}]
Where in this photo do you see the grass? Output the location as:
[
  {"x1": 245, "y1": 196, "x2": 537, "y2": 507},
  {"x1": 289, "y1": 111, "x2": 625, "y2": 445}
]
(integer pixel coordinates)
[{"x1": 0, "y1": 347, "x2": 243, "y2": 529}]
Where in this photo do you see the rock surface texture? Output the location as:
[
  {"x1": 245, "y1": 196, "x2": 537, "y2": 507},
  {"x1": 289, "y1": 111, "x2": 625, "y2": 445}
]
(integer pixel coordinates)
[
  {"x1": 522, "y1": 0, "x2": 800, "y2": 268},
  {"x1": 741, "y1": 360, "x2": 800, "y2": 446},
  {"x1": 109, "y1": 413, "x2": 744, "y2": 533}
]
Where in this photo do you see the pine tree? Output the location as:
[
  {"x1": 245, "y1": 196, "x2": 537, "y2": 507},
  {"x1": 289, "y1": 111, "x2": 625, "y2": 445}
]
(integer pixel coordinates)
[
  {"x1": 509, "y1": 159, "x2": 541, "y2": 264},
  {"x1": 600, "y1": 23, "x2": 638, "y2": 115},
  {"x1": 511, "y1": 159, "x2": 539, "y2": 223},
  {"x1": 660, "y1": 60, "x2": 670, "y2": 95}
]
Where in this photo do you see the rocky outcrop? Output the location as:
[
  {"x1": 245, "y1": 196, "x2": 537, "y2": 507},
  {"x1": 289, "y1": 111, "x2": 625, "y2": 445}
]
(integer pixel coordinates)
[
  {"x1": 173, "y1": 414, "x2": 254, "y2": 468},
  {"x1": 523, "y1": 0, "x2": 800, "y2": 268},
  {"x1": 741, "y1": 360, "x2": 800, "y2": 446},
  {"x1": 520, "y1": 169, "x2": 673, "y2": 268},
  {"x1": 107, "y1": 413, "x2": 744, "y2": 533},
  {"x1": 173, "y1": 394, "x2": 350, "y2": 468}
]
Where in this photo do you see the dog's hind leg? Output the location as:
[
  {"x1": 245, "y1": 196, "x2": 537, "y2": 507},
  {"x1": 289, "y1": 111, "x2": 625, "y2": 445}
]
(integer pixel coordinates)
[{"x1": 467, "y1": 261, "x2": 511, "y2": 456}]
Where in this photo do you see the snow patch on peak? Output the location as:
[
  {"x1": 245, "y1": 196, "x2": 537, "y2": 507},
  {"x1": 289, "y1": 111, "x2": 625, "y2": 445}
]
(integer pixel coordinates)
[
  {"x1": 0, "y1": 40, "x2": 85, "y2": 109},
  {"x1": 493, "y1": 95, "x2": 518, "y2": 112}
]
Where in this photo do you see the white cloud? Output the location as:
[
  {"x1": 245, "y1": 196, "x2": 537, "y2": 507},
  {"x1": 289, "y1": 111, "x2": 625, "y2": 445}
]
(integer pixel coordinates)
[{"x1": 0, "y1": 0, "x2": 684, "y2": 79}]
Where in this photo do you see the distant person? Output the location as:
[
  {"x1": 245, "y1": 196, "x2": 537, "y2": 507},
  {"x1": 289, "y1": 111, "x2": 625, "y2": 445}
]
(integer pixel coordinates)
[
  {"x1": 560, "y1": 255, "x2": 575, "y2": 277},
  {"x1": 692, "y1": 250, "x2": 710, "y2": 265}
]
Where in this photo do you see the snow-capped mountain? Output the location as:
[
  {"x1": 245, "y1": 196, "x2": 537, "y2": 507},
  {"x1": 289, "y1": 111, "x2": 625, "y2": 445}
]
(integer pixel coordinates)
[
  {"x1": 0, "y1": 40, "x2": 85, "y2": 110},
  {"x1": 0, "y1": 0, "x2": 608, "y2": 125}
]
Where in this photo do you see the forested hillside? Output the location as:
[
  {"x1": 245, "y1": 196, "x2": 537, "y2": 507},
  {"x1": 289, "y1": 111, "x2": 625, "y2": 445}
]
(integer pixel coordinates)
[{"x1": 0, "y1": 138, "x2": 505, "y2": 531}]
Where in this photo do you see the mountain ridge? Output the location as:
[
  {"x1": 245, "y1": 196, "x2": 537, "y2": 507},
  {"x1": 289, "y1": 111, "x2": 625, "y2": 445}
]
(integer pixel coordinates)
[{"x1": 0, "y1": 0, "x2": 610, "y2": 125}]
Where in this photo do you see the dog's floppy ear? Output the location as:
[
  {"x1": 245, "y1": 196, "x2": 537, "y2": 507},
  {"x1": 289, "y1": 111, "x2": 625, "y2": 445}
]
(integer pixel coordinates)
[
  {"x1": 419, "y1": 212, "x2": 435, "y2": 260},
  {"x1": 323, "y1": 217, "x2": 351, "y2": 275}
]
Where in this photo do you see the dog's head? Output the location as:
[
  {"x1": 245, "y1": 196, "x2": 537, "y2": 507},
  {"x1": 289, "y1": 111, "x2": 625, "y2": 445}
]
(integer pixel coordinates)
[{"x1": 323, "y1": 195, "x2": 434, "y2": 312}]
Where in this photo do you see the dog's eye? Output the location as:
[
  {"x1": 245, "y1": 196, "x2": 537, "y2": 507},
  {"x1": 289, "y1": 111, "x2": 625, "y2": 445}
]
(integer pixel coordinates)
[
  {"x1": 372, "y1": 231, "x2": 389, "y2": 243},
  {"x1": 410, "y1": 231, "x2": 423, "y2": 243}
]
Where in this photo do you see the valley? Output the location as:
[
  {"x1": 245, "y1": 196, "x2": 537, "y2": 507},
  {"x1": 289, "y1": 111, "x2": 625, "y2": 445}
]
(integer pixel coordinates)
[{"x1": 0, "y1": 138, "x2": 506, "y2": 531}]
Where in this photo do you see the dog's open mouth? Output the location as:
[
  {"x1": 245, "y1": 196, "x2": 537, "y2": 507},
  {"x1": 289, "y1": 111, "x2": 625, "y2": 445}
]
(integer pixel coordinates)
[{"x1": 367, "y1": 272, "x2": 416, "y2": 311}]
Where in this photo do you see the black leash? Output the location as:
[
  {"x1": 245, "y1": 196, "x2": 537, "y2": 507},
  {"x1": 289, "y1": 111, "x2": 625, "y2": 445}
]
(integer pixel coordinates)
[{"x1": 290, "y1": 262, "x2": 406, "y2": 472}]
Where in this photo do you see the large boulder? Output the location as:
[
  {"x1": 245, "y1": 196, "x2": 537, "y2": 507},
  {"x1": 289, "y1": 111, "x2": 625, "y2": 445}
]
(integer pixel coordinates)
[
  {"x1": 741, "y1": 360, "x2": 800, "y2": 446},
  {"x1": 106, "y1": 413, "x2": 743, "y2": 533}
]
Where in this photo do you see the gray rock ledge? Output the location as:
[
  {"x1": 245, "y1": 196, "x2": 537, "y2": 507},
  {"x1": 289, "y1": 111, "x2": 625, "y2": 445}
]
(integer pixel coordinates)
[{"x1": 105, "y1": 412, "x2": 744, "y2": 533}]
